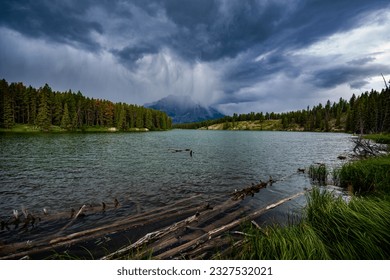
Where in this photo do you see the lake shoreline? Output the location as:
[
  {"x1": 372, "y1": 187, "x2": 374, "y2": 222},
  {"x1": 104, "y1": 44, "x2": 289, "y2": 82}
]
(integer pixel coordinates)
[
  {"x1": 224, "y1": 137, "x2": 390, "y2": 260},
  {"x1": 0, "y1": 124, "x2": 170, "y2": 133},
  {"x1": 0, "y1": 130, "x2": 358, "y2": 259}
]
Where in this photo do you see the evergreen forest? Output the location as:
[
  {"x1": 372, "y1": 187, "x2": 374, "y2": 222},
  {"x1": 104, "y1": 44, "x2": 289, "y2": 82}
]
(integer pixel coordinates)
[
  {"x1": 175, "y1": 87, "x2": 390, "y2": 134},
  {"x1": 0, "y1": 79, "x2": 172, "y2": 131}
]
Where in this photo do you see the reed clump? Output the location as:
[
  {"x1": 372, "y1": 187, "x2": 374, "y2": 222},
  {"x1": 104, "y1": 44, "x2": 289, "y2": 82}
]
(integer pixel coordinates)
[
  {"x1": 234, "y1": 221, "x2": 330, "y2": 259},
  {"x1": 308, "y1": 164, "x2": 328, "y2": 185},
  {"x1": 228, "y1": 189, "x2": 390, "y2": 259},
  {"x1": 306, "y1": 189, "x2": 390, "y2": 259},
  {"x1": 337, "y1": 155, "x2": 390, "y2": 194}
]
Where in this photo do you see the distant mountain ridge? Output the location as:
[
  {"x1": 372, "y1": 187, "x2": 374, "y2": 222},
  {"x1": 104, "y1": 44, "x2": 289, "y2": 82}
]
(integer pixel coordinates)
[{"x1": 145, "y1": 95, "x2": 225, "y2": 124}]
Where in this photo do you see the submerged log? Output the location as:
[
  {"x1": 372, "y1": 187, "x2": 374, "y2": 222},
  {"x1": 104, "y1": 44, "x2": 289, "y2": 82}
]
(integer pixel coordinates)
[
  {"x1": 231, "y1": 180, "x2": 270, "y2": 200},
  {"x1": 1, "y1": 176, "x2": 306, "y2": 260},
  {"x1": 0, "y1": 195, "x2": 203, "y2": 259}
]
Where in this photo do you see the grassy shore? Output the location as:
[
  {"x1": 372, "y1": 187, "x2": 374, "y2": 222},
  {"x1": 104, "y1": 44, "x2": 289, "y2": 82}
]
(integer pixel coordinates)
[
  {"x1": 337, "y1": 155, "x2": 390, "y2": 194},
  {"x1": 364, "y1": 134, "x2": 390, "y2": 145},
  {"x1": 199, "y1": 119, "x2": 345, "y2": 132},
  {"x1": 0, "y1": 124, "x2": 151, "y2": 133},
  {"x1": 227, "y1": 189, "x2": 390, "y2": 259},
  {"x1": 225, "y1": 141, "x2": 390, "y2": 259}
]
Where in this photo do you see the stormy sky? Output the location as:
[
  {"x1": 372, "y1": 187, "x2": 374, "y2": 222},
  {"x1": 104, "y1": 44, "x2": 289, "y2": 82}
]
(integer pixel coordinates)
[{"x1": 1, "y1": 0, "x2": 390, "y2": 115}]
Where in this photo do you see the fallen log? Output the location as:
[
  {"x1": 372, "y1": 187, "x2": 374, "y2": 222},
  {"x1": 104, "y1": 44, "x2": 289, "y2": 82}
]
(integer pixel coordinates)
[
  {"x1": 101, "y1": 196, "x2": 244, "y2": 259},
  {"x1": 154, "y1": 191, "x2": 305, "y2": 259},
  {"x1": 102, "y1": 213, "x2": 200, "y2": 260},
  {"x1": 231, "y1": 180, "x2": 269, "y2": 200},
  {"x1": 126, "y1": 197, "x2": 246, "y2": 259},
  {"x1": 0, "y1": 195, "x2": 204, "y2": 259},
  {"x1": 101, "y1": 191, "x2": 305, "y2": 260},
  {"x1": 352, "y1": 136, "x2": 388, "y2": 157}
]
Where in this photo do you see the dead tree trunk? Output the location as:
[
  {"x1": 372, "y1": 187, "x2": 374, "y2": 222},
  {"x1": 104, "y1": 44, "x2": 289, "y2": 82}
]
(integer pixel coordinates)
[{"x1": 352, "y1": 136, "x2": 388, "y2": 157}]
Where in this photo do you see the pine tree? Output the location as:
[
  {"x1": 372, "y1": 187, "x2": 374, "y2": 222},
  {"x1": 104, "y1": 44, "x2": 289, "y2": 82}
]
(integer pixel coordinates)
[
  {"x1": 1, "y1": 79, "x2": 14, "y2": 128},
  {"x1": 36, "y1": 85, "x2": 51, "y2": 131},
  {"x1": 116, "y1": 104, "x2": 126, "y2": 130},
  {"x1": 61, "y1": 102, "x2": 71, "y2": 129},
  {"x1": 135, "y1": 107, "x2": 144, "y2": 128},
  {"x1": 0, "y1": 79, "x2": 5, "y2": 127},
  {"x1": 144, "y1": 109, "x2": 153, "y2": 130}
]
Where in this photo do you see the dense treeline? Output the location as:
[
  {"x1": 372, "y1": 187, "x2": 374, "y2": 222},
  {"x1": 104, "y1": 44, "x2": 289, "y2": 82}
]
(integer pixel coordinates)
[
  {"x1": 175, "y1": 88, "x2": 390, "y2": 134},
  {"x1": 0, "y1": 79, "x2": 172, "y2": 131}
]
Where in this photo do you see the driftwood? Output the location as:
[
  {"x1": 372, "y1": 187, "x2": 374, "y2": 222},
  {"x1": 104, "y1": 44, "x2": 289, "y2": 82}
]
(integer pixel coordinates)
[
  {"x1": 102, "y1": 194, "x2": 244, "y2": 259},
  {"x1": 154, "y1": 191, "x2": 305, "y2": 259},
  {"x1": 1, "y1": 176, "x2": 307, "y2": 260},
  {"x1": 352, "y1": 136, "x2": 388, "y2": 157},
  {"x1": 0, "y1": 199, "x2": 122, "y2": 234},
  {"x1": 0, "y1": 195, "x2": 204, "y2": 259},
  {"x1": 231, "y1": 179, "x2": 272, "y2": 200},
  {"x1": 102, "y1": 191, "x2": 305, "y2": 260}
]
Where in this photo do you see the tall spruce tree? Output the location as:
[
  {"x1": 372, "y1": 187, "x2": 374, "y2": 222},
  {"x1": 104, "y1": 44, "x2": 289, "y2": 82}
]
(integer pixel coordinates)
[
  {"x1": 61, "y1": 102, "x2": 71, "y2": 129},
  {"x1": 36, "y1": 84, "x2": 51, "y2": 131},
  {"x1": 1, "y1": 79, "x2": 14, "y2": 128}
]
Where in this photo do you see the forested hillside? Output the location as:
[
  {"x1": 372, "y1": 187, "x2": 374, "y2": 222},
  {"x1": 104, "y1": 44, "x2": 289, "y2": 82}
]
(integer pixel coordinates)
[
  {"x1": 0, "y1": 79, "x2": 172, "y2": 131},
  {"x1": 175, "y1": 88, "x2": 390, "y2": 134}
]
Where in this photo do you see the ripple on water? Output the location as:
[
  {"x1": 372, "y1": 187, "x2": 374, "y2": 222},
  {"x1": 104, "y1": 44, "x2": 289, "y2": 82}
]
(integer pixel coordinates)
[{"x1": 0, "y1": 131, "x2": 354, "y2": 216}]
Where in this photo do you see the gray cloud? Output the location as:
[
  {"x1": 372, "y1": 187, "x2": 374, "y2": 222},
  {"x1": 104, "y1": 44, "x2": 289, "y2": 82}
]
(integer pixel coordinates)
[
  {"x1": 1, "y1": 0, "x2": 390, "y2": 115},
  {"x1": 0, "y1": 0, "x2": 103, "y2": 51},
  {"x1": 347, "y1": 57, "x2": 376, "y2": 66},
  {"x1": 349, "y1": 80, "x2": 370, "y2": 89},
  {"x1": 311, "y1": 64, "x2": 390, "y2": 89}
]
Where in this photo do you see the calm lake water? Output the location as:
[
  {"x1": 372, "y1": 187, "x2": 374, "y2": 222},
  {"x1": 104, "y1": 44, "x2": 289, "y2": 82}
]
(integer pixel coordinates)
[{"x1": 0, "y1": 130, "x2": 353, "y2": 217}]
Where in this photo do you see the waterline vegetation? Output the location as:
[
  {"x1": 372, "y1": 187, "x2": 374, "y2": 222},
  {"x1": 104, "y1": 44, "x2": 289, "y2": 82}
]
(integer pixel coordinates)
[
  {"x1": 228, "y1": 188, "x2": 390, "y2": 259},
  {"x1": 226, "y1": 139, "x2": 390, "y2": 259},
  {"x1": 308, "y1": 164, "x2": 328, "y2": 186}
]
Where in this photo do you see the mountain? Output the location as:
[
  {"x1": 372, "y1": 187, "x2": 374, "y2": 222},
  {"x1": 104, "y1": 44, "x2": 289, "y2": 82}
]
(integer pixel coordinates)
[{"x1": 145, "y1": 95, "x2": 225, "y2": 124}]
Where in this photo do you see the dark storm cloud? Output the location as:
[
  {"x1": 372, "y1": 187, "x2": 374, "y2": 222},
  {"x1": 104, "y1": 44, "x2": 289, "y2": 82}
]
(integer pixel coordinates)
[
  {"x1": 276, "y1": 0, "x2": 381, "y2": 47},
  {"x1": 349, "y1": 80, "x2": 370, "y2": 89},
  {"x1": 312, "y1": 64, "x2": 390, "y2": 89},
  {"x1": 1, "y1": 0, "x2": 390, "y2": 114},
  {"x1": 224, "y1": 50, "x2": 299, "y2": 86},
  {"x1": 1, "y1": 0, "x2": 388, "y2": 64},
  {"x1": 162, "y1": 0, "x2": 290, "y2": 61},
  {"x1": 158, "y1": 0, "x2": 388, "y2": 62},
  {"x1": 112, "y1": 44, "x2": 160, "y2": 65},
  {"x1": 0, "y1": 0, "x2": 103, "y2": 50}
]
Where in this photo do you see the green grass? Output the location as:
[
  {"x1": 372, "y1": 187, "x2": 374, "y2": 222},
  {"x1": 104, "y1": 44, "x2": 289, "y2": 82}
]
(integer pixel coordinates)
[
  {"x1": 308, "y1": 164, "x2": 328, "y2": 185},
  {"x1": 234, "y1": 222, "x2": 330, "y2": 259},
  {"x1": 225, "y1": 151, "x2": 390, "y2": 260},
  {"x1": 227, "y1": 189, "x2": 390, "y2": 259},
  {"x1": 364, "y1": 134, "x2": 390, "y2": 144},
  {"x1": 0, "y1": 124, "x2": 43, "y2": 133},
  {"x1": 305, "y1": 189, "x2": 390, "y2": 259},
  {"x1": 0, "y1": 124, "x2": 151, "y2": 133},
  {"x1": 337, "y1": 155, "x2": 390, "y2": 194}
]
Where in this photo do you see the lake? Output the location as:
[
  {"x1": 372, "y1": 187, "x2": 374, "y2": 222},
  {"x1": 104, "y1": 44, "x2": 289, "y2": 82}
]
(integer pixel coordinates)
[{"x1": 0, "y1": 130, "x2": 353, "y2": 217}]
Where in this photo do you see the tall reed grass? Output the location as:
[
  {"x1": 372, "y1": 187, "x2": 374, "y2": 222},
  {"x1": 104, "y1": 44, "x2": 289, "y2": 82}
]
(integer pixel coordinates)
[
  {"x1": 308, "y1": 164, "x2": 328, "y2": 185},
  {"x1": 228, "y1": 189, "x2": 390, "y2": 260},
  {"x1": 337, "y1": 155, "x2": 390, "y2": 194}
]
